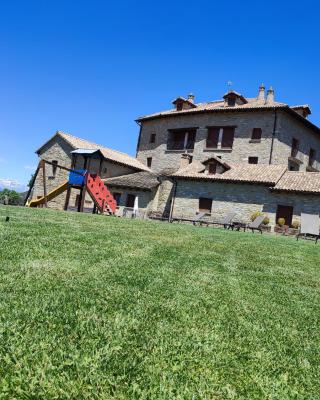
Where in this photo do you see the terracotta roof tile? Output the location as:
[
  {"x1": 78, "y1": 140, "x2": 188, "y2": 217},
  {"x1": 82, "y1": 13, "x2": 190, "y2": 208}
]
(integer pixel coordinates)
[
  {"x1": 172, "y1": 163, "x2": 287, "y2": 185},
  {"x1": 104, "y1": 171, "x2": 160, "y2": 190},
  {"x1": 38, "y1": 131, "x2": 150, "y2": 172},
  {"x1": 272, "y1": 171, "x2": 320, "y2": 194}
]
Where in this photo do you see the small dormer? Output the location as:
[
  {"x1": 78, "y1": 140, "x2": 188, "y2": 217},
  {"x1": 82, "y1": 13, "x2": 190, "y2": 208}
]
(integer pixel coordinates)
[
  {"x1": 223, "y1": 91, "x2": 248, "y2": 107},
  {"x1": 291, "y1": 105, "x2": 311, "y2": 119},
  {"x1": 172, "y1": 94, "x2": 197, "y2": 111},
  {"x1": 202, "y1": 156, "x2": 230, "y2": 175}
]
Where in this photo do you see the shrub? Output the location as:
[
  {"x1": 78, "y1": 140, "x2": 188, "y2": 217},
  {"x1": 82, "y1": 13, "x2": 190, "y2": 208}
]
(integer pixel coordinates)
[
  {"x1": 292, "y1": 220, "x2": 300, "y2": 229},
  {"x1": 250, "y1": 211, "x2": 269, "y2": 225},
  {"x1": 277, "y1": 218, "x2": 286, "y2": 226}
]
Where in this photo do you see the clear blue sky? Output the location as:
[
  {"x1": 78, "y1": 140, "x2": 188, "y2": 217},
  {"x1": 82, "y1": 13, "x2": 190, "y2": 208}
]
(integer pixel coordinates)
[{"x1": 0, "y1": 0, "x2": 319, "y2": 189}]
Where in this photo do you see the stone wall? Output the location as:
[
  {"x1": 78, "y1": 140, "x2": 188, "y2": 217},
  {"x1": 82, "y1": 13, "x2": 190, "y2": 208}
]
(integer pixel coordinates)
[
  {"x1": 272, "y1": 111, "x2": 320, "y2": 171},
  {"x1": 107, "y1": 186, "x2": 155, "y2": 217},
  {"x1": 172, "y1": 179, "x2": 320, "y2": 228},
  {"x1": 30, "y1": 136, "x2": 140, "y2": 211},
  {"x1": 31, "y1": 136, "x2": 74, "y2": 210},
  {"x1": 137, "y1": 110, "x2": 277, "y2": 173},
  {"x1": 137, "y1": 109, "x2": 320, "y2": 173}
]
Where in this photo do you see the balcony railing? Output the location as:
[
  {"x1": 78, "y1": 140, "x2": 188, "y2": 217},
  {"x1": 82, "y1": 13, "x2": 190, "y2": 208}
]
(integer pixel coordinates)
[{"x1": 167, "y1": 141, "x2": 195, "y2": 151}]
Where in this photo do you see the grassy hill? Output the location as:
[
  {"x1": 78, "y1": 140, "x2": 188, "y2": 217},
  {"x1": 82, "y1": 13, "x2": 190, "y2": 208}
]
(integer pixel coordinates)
[{"x1": 0, "y1": 206, "x2": 319, "y2": 399}]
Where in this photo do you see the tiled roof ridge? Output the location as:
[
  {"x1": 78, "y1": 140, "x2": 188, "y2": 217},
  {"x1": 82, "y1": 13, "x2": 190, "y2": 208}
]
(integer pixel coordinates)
[{"x1": 57, "y1": 130, "x2": 135, "y2": 158}]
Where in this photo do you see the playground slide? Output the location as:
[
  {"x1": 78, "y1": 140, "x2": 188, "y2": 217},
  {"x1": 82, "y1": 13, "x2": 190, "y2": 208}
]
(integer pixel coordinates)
[{"x1": 29, "y1": 181, "x2": 68, "y2": 207}]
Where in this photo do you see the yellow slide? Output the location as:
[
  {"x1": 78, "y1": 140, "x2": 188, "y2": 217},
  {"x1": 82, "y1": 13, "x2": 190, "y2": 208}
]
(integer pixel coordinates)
[{"x1": 29, "y1": 181, "x2": 68, "y2": 207}]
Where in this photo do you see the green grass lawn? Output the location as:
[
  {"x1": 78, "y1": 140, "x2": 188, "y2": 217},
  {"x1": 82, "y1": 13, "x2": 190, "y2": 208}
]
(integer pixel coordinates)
[{"x1": 0, "y1": 206, "x2": 319, "y2": 399}]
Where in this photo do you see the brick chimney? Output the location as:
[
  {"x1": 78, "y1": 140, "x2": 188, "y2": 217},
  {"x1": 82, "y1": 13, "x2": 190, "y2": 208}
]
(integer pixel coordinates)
[
  {"x1": 266, "y1": 86, "x2": 275, "y2": 104},
  {"x1": 180, "y1": 153, "x2": 192, "y2": 169},
  {"x1": 257, "y1": 83, "x2": 265, "y2": 103},
  {"x1": 187, "y1": 93, "x2": 195, "y2": 104}
]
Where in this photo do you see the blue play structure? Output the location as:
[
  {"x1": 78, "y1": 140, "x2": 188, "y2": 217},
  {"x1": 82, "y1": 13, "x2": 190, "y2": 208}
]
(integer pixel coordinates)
[{"x1": 68, "y1": 169, "x2": 87, "y2": 186}]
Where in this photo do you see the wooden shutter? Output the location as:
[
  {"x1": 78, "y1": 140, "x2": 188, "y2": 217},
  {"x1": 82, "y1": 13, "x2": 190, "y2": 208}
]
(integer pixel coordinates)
[
  {"x1": 221, "y1": 127, "x2": 235, "y2": 148},
  {"x1": 186, "y1": 130, "x2": 196, "y2": 149},
  {"x1": 206, "y1": 128, "x2": 219, "y2": 148}
]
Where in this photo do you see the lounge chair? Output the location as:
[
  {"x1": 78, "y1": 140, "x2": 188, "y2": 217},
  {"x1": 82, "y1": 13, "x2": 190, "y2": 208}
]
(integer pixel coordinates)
[
  {"x1": 296, "y1": 213, "x2": 320, "y2": 243},
  {"x1": 247, "y1": 215, "x2": 265, "y2": 234},
  {"x1": 216, "y1": 212, "x2": 236, "y2": 229},
  {"x1": 192, "y1": 212, "x2": 209, "y2": 227}
]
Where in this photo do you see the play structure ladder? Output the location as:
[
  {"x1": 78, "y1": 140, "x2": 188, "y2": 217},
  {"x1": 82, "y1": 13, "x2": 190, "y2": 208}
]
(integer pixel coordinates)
[{"x1": 86, "y1": 174, "x2": 117, "y2": 214}]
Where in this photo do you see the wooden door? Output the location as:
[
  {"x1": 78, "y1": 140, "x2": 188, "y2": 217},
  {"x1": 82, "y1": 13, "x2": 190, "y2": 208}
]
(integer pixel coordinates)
[{"x1": 276, "y1": 205, "x2": 294, "y2": 226}]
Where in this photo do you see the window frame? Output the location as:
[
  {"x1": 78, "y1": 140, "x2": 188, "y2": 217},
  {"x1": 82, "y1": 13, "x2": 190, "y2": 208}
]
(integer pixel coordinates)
[
  {"x1": 206, "y1": 126, "x2": 235, "y2": 149},
  {"x1": 149, "y1": 133, "x2": 156, "y2": 144}
]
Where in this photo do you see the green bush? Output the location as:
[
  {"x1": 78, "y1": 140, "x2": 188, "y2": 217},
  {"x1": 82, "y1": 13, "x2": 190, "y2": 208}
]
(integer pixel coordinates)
[
  {"x1": 250, "y1": 211, "x2": 269, "y2": 225},
  {"x1": 277, "y1": 217, "x2": 286, "y2": 226},
  {"x1": 292, "y1": 220, "x2": 300, "y2": 229}
]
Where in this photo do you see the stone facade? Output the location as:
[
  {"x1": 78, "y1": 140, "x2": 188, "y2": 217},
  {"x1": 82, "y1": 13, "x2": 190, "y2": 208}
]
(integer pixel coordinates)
[
  {"x1": 136, "y1": 109, "x2": 320, "y2": 173},
  {"x1": 31, "y1": 135, "x2": 140, "y2": 211},
  {"x1": 172, "y1": 179, "x2": 320, "y2": 228}
]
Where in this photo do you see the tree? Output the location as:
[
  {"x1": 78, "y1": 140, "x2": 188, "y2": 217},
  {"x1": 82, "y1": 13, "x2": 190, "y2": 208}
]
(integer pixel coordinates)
[{"x1": 0, "y1": 189, "x2": 22, "y2": 205}]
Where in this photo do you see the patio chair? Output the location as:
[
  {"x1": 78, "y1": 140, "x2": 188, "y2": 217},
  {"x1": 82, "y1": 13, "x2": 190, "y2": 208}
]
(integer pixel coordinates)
[
  {"x1": 247, "y1": 215, "x2": 265, "y2": 234},
  {"x1": 192, "y1": 212, "x2": 209, "y2": 227},
  {"x1": 296, "y1": 213, "x2": 320, "y2": 243},
  {"x1": 217, "y1": 212, "x2": 236, "y2": 229}
]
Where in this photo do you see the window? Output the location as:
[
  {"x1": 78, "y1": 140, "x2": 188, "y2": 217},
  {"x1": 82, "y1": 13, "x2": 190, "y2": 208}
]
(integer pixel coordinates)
[
  {"x1": 251, "y1": 128, "x2": 262, "y2": 141},
  {"x1": 248, "y1": 157, "x2": 258, "y2": 164},
  {"x1": 208, "y1": 162, "x2": 217, "y2": 175},
  {"x1": 52, "y1": 160, "x2": 58, "y2": 177},
  {"x1": 309, "y1": 148, "x2": 316, "y2": 166},
  {"x1": 199, "y1": 197, "x2": 212, "y2": 214},
  {"x1": 167, "y1": 129, "x2": 196, "y2": 150},
  {"x1": 113, "y1": 192, "x2": 121, "y2": 206},
  {"x1": 103, "y1": 167, "x2": 107, "y2": 174},
  {"x1": 126, "y1": 194, "x2": 136, "y2": 208},
  {"x1": 291, "y1": 138, "x2": 299, "y2": 157},
  {"x1": 206, "y1": 127, "x2": 220, "y2": 148},
  {"x1": 147, "y1": 157, "x2": 152, "y2": 168},
  {"x1": 227, "y1": 97, "x2": 236, "y2": 107},
  {"x1": 150, "y1": 133, "x2": 156, "y2": 143},
  {"x1": 206, "y1": 127, "x2": 235, "y2": 149}
]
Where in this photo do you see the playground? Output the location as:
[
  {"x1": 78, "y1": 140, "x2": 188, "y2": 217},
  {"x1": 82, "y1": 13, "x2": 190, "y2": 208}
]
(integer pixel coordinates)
[
  {"x1": 0, "y1": 205, "x2": 319, "y2": 399},
  {"x1": 26, "y1": 157, "x2": 117, "y2": 214}
]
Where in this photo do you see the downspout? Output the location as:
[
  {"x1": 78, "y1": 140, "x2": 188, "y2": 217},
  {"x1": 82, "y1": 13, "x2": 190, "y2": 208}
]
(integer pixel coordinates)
[
  {"x1": 169, "y1": 178, "x2": 178, "y2": 222},
  {"x1": 135, "y1": 120, "x2": 142, "y2": 158},
  {"x1": 269, "y1": 108, "x2": 278, "y2": 165}
]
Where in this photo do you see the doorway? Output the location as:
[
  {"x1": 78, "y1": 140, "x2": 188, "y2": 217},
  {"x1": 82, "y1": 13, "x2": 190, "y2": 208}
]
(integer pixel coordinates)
[{"x1": 276, "y1": 205, "x2": 294, "y2": 226}]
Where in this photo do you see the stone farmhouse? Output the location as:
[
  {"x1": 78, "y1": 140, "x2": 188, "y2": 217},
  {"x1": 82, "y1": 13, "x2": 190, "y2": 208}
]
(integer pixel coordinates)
[{"x1": 29, "y1": 85, "x2": 320, "y2": 228}]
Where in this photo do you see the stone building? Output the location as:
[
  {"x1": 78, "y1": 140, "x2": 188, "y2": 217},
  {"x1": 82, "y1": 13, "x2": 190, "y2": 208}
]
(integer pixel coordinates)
[{"x1": 29, "y1": 85, "x2": 320, "y2": 229}]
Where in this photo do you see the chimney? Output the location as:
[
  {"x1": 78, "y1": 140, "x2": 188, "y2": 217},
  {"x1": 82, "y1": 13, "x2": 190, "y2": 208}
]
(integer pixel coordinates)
[
  {"x1": 187, "y1": 93, "x2": 195, "y2": 104},
  {"x1": 257, "y1": 83, "x2": 265, "y2": 103},
  {"x1": 180, "y1": 153, "x2": 192, "y2": 169},
  {"x1": 266, "y1": 86, "x2": 275, "y2": 104}
]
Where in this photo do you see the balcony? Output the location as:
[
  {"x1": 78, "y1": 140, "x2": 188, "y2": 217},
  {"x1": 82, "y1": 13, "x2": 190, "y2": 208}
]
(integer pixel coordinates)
[
  {"x1": 288, "y1": 148, "x2": 304, "y2": 165},
  {"x1": 167, "y1": 140, "x2": 195, "y2": 151}
]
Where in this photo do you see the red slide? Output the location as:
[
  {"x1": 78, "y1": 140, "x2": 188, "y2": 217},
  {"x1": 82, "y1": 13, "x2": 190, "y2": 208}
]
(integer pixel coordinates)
[{"x1": 86, "y1": 174, "x2": 117, "y2": 214}]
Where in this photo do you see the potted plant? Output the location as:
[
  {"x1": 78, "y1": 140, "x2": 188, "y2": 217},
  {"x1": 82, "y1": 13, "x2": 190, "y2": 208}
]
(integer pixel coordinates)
[{"x1": 275, "y1": 217, "x2": 286, "y2": 234}]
